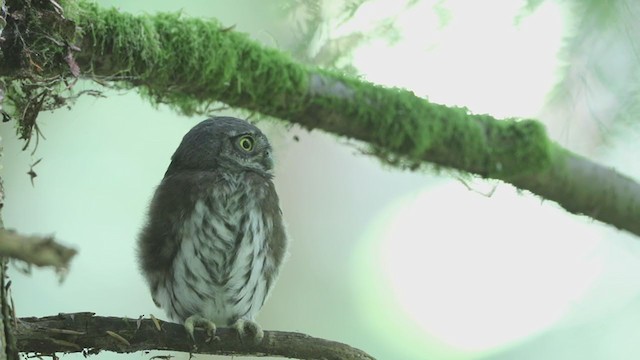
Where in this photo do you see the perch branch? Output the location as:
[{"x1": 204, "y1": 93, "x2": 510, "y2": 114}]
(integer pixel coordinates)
[
  {"x1": 16, "y1": 313, "x2": 375, "y2": 360},
  {"x1": 0, "y1": 230, "x2": 76, "y2": 271}
]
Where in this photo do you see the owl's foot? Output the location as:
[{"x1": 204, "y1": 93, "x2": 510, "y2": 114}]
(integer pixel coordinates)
[
  {"x1": 232, "y1": 318, "x2": 264, "y2": 345},
  {"x1": 184, "y1": 315, "x2": 218, "y2": 342}
]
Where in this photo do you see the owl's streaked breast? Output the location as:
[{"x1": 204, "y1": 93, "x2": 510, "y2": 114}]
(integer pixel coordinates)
[{"x1": 152, "y1": 173, "x2": 275, "y2": 325}]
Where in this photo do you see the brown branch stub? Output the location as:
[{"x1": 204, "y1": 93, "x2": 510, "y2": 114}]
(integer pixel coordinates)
[
  {"x1": 15, "y1": 313, "x2": 375, "y2": 360},
  {"x1": 0, "y1": 230, "x2": 76, "y2": 272}
]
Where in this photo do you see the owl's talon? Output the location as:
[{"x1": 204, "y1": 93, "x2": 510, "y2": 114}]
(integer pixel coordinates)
[
  {"x1": 184, "y1": 315, "x2": 217, "y2": 342},
  {"x1": 233, "y1": 318, "x2": 264, "y2": 345}
]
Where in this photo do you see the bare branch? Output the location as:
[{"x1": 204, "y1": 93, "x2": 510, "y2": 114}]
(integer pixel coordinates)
[
  {"x1": 16, "y1": 313, "x2": 375, "y2": 360},
  {"x1": 511, "y1": 148, "x2": 640, "y2": 234},
  {"x1": 0, "y1": 230, "x2": 76, "y2": 271}
]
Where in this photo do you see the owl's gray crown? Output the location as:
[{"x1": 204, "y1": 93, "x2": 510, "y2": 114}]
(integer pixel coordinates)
[{"x1": 165, "y1": 116, "x2": 274, "y2": 177}]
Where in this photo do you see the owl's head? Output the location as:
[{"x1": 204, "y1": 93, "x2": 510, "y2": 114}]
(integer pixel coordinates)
[{"x1": 165, "y1": 117, "x2": 274, "y2": 177}]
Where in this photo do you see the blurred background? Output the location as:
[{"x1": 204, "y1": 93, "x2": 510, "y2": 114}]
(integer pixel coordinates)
[{"x1": 3, "y1": 0, "x2": 640, "y2": 359}]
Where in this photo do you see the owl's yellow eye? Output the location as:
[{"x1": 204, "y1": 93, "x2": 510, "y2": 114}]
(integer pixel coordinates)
[{"x1": 238, "y1": 135, "x2": 255, "y2": 152}]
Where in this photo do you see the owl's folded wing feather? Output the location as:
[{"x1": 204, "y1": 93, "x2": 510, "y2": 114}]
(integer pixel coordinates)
[{"x1": 137, "y1": 171, "x2": 209, "y2": 302}]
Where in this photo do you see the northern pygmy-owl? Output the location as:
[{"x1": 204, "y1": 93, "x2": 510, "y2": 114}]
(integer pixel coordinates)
[{"x1": 137, "y1": 116, "x2": 288, "y2": 343}]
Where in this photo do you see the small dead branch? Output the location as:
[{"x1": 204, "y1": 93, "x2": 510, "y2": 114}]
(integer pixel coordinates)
[{"x1": 0, "y1": 229, "x2": 76, "y2": 273}]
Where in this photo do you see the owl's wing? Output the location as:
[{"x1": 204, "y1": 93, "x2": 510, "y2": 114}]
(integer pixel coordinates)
[
  {"x1": 260, "y1": 180, "x2": 289, "y2": 294},
  {"x1": 137, "y1": 172, "x2": 209, "y2": 301}
]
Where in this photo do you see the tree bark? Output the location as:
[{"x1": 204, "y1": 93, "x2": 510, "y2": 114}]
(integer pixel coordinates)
[
  {"x1": 16, "y1": 313, "x2": 375, "y2": 360},
  {"x1": 0, "y1": 192, "x2": 6, "y2": 360},
  {"x1": 0, "y1": 114, "x2": 18, "y2": 360},
  {"x1": 1, "y1": 2, "x2": 639, "y2": 237}
]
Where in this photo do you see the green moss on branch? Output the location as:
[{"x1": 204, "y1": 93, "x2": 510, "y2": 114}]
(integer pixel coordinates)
[
  {"x1": 75, "y1": 2, "x2": 308, "y2": 117},
  {"x1": 7, "y1": 1, "x2": 638, "y2": 237},
  {"x1": 70, "y1": 1, "x2": 551, "y2": 178}
]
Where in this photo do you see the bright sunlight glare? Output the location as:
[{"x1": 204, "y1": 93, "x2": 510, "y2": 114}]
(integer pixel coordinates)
[
  {"x1": 355, "y1": 183, "x2": 604, "y2": 357},
  {"x1": 347, "y1": 1, "x2": 577, "y2": 357},
  {"x1": 334, "y1": 0, "x2": 614, "y2": 358},
  {"x1": 347, "y1": 0, "x2": 565, "y2": 118}
]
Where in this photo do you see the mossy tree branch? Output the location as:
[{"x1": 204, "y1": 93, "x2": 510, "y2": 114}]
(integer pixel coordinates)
[
  {"x1": 16, "y1": 313, "x2": 375, "y2": 360},
  {"x1": 1, "y1": 0, "x2": 639, "y2": 237}
]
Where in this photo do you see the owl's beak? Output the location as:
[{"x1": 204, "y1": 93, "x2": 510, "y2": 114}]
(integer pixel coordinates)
[{"x1": 262, "y1": 151, "x2": 274, "y2": 170}]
